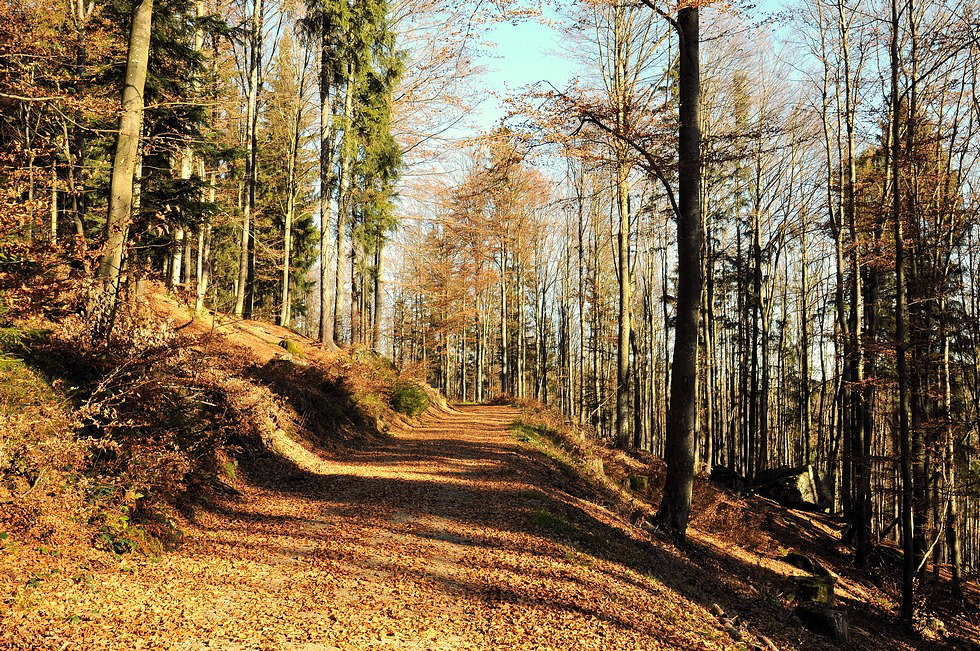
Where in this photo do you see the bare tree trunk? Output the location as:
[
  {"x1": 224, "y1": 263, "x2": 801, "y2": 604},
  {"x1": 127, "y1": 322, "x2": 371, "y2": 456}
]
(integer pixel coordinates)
[
  {"x1": 281, "y1": 172, "x2": 295, "y2": 327},
  {"x1": 655, "y1": 6, "x2": 701, "y2": 538},
  {"x1": 318, "y1": 41, "x2": 338, "y2": 348},
  {"x1": 373, "y1": 241, "x2": 383, "y2": 350},
  {"x1": 615, "y1": 164, "x2": 631, "y2": 448},
  {"x1": 836, "y1": 0, "x2": 872, "y2": 565},
  {"x1": 235, "y1": 0, "x2": 263, "y2": 319},
  {"x1": 351, "y1": 237, "x2": 362, "y2": 344},
  {"x1": 170, "y1": 149, "x2": 193, "y2": 288},
  {"x1": 516, "y1": 252, "x2": 525, "y2": 397},
  {"x1": 281, "y1": 45, "x2": 308, "y2": 328},
  {"x1": 93, "y1": 0, "x2": 154, "y2": 335},
  {"x1": 50, "y1": 166, "x2": 58, "y2": 242},
  {"x1": 891, "y1": 0, "x2": 914, "y2": 625},
  {"x1": 170, "y1": 226, "x2": 185, "y2": 288},
  {"x1": 577, "y1": 168, "x2": 587, "y2": 425},
  {"x1": 748, "y1": 182, "x2": 762, "y2": 478},
  {"x1": 612, "y1": 3, "x2": 632, "y2": 447},
  {"x1": 800, "y1": 219, "x2": 812, "y2": 463},
  {"x1": 334, "y1": 64, "x2": 354, "y2": 344},
  {"x1": 24, "y1": 102, "x2": 36, "y2": 241},
  {"x1": 195, "y1": 219, "x2": 211, "y2": 314},
  {"x1": 500, "y1": 239, "x2": 510, "y2": 395},
  {"x1": 941, "y1": 311, "x2": 962, "y2": 597}
]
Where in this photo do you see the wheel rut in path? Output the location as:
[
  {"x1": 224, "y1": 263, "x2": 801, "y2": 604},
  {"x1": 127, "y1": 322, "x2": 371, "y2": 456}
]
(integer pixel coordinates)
[{"x1": 19, "y1": 406, "x2": 737, "y2": 651}]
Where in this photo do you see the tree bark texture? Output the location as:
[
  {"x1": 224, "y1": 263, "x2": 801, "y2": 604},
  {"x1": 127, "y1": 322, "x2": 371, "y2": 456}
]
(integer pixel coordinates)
[{"x1": 655, "y1": 6, "x2": 701, "y2": 539}]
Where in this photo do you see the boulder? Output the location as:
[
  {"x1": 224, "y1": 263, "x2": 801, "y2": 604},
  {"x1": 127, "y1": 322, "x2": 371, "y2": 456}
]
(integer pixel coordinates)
[
  {"x1": 753, "y1": 465, "x2": 831, "y2": 511},
  {"x1": 273, "y1": 351, "x2": 309, "y2": 366},
  {"x1": 784, "y1": 551, "x2": 831, "y2": 577},
  {"x1": 278, "y1": 338, "x2": 303, "y2": 355},
  {"x1": 585, "y1": 458, "x2": 604, "y2": 477},
  {"x1": 710, "y1": 465, "x2": 750, "y2": 495}
]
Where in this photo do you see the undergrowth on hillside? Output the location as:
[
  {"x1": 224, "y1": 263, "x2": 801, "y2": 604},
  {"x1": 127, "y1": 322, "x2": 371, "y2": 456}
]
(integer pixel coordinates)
[
  {"x1": 505, "y1": 396, "x2": 667, "y2": 525},
  {"x1": 389, "y1": 380, "x2": 430, "y2": 417},
  {"x1": 8, "y1": 294, "x2": 237, "y2": 552},
  {"x1": 0, "y1": 269, "x2": 424, "y2": 556},
  {"x1": 0, "y1": 327, "x2": 82, "y2": 545}
]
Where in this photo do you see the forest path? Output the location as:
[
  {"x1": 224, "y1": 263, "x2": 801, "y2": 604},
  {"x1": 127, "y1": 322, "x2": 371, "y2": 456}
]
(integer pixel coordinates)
[{"x1": 13, "y1": 406, "x2": 735, "y2": 651}]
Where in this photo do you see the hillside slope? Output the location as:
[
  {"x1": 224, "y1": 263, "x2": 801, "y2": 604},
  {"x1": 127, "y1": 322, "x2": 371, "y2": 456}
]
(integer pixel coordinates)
[
  {"x1": 505, "y1": 403, "x2": 980, "y2": 651},
  {"x1": 2, "y1": 290, "x2": 976, "y2": 650}
]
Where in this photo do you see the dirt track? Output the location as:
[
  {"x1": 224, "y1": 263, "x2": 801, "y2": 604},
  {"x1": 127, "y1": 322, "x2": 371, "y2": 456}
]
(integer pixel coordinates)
[{"x1": 5, "y1": 406, "x2": 735, "y2": 651}]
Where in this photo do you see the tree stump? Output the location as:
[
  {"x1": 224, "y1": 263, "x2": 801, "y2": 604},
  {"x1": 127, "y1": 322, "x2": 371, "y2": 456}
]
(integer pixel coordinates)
[
  {"x1": 797, "y1": 604, "x2": 849, "y2": 643},
  {"x1": 792, "y1": 575, "x2": 835, "y2": 605}
]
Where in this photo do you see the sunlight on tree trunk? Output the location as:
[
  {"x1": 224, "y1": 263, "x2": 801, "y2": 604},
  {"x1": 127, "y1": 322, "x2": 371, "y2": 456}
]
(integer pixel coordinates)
[{"x1": 92, "y1": 0, "x2": 153, "y2": 337}]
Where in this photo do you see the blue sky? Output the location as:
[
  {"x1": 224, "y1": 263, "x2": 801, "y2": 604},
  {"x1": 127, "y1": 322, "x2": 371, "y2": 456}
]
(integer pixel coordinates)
[
  {"x1": 468, "y1": 0, "x2": 786, "y2": 131},
  {"x1": 470, "y1": 17, "x2": 575, "y2": 129},
  {"x1": 461, "y1": 1, "x2": 789, "y2": 141}
]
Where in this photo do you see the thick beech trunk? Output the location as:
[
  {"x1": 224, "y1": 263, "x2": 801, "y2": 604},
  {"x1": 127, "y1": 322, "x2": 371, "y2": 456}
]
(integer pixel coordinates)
[{"x1": 655, "y1": 6, "x2": 701, "y2": 538}]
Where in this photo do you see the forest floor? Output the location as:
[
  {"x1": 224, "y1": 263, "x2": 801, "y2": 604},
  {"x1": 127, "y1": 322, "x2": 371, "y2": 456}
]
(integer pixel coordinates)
[
  {"x1": 4, "y1": 404, "x2": 753, "y2": 651},
  {"x1": 2, "y1": 289, "x2": 977, "y2": 650},
  {"x1": 7, "y1": 394, "x2": 975, "y2": 651}
]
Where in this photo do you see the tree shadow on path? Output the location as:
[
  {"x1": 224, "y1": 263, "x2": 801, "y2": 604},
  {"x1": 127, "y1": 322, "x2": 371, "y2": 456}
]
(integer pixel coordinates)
[{"x1": 207, "y1": 404, "x2": 952, "y2": 650}]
